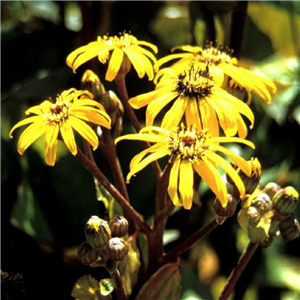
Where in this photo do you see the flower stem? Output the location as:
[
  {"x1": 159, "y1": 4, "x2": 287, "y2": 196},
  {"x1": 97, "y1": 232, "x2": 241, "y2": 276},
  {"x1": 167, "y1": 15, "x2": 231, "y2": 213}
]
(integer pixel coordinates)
[
  {"x1": 75, "y1": 148, "x2": 152, "y2": 235},
  {"x1": 219, "y1": 242, "x2": 259, "y2": 300},
  {"x1": 147, "y1": 164, "x2": 173, "y2": 273},
  {"x1": 101, "y1": 128, "x2": 129, "y2": 201},
  {"x1": 106, "y1": 259, "x2": 127, "y2": 300},
  {"x1": 114, "y1": 74, "x2": 161, "y2": 178},
  {"x1": 163, "y1": 216, "x2": 225, "y2": 263}
]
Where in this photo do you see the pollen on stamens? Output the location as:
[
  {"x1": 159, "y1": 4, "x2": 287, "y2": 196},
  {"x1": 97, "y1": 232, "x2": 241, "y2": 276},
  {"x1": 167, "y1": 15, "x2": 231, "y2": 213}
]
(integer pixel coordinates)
[
  {"x1": 103, "y1": 32, "x2": 137, "y2": 48},
  {"x1": 199, "y1": 43, "x2": 236, "y2": 66},
  {"x1": 175, "y1": 67, "x2": 215, "y2": 100},
  {"x1": 167, "y1": 124, "x2": 209, "y2": 161}
]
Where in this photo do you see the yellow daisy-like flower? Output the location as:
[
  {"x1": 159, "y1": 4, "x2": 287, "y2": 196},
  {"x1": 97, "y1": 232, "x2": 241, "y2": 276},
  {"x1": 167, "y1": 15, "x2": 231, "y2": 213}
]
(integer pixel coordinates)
[
  {"x1": 155, "y1": 44, "x2": 277, "y2": 103},
  {"x1": 129, "y1": 66, "x2": 254, "y2": 138},
  {"x1": 66, "y1": 32, "x2": 158, "y2": 81},
  {"x1": 116, "y1": 124, "x2": 255, "y2": 209},
  {"x1": 9, "y1": 88, "x2": 111, "y2": 166}
]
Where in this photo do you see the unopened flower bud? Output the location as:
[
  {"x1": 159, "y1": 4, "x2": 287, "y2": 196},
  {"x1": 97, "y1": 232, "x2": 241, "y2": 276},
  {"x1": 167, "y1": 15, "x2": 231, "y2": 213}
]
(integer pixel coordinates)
[
  {"x1": 109, "y1": 215, "x2": 129, "y2": 237},
  {"x1": 103, "y1": 237, "x2": 129, "y2": 261},
  {"x1": 251, "y1": 193, "x2": 272, "y2": 213},
  {"x1": 272, "y1": 186, "x2": 299, "y2": 217},
  {"x1": 279, "y1": 217, "x2": 300, "y2": 241},
  {"x1": 81, "y1": 70, "x2": 106, "y2": 98},
  {"x1": 261, "y1": 182, "x2": 281, "y2": 199},
  {"x1": 77, "y1": 241, "x2": 99, "y2": 265},
  {"x1": 100, "y1": 90, "x2": 124, "y2": 126},
  {"x1": 85, "y1": 216, "x2": 111, "y2": 249},
  {"x1": 213, "y1": 194, "x2": 237, "y2": 217}
]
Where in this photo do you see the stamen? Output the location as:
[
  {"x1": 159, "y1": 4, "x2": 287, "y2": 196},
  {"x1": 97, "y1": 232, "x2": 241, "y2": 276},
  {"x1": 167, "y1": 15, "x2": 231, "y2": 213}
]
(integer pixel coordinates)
[
  {"x1": 168, "y1": 124, "x2": 209, "y2": 161},
  {"x1": 175, "y1": 67, "x2": 215, "y2": 100}
]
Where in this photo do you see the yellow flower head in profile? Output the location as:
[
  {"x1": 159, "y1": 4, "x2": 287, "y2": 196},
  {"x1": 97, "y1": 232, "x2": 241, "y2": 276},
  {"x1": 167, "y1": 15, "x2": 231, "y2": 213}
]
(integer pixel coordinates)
[
  {"x1": 129, "y1": 66, "x2": 254, "y2": 138},
  {"x1": 116, "y1": 124, "x2": 255, "y2": 209},
  {"x1": 66, "y1": 32, "x2": 158, "y2": 81},
  {"x1": 155, "y1": 44, "x2": 277, "y2": 103},
  {"x1": 9, "y1": 88, "x2": 111, "y2": 166}
]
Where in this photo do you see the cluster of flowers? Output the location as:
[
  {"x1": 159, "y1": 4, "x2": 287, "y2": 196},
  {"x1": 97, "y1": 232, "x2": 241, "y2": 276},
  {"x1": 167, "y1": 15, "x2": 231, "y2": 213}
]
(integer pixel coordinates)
[{"x1": 10, "y1": 32, "x2": 277, "y2": 210}]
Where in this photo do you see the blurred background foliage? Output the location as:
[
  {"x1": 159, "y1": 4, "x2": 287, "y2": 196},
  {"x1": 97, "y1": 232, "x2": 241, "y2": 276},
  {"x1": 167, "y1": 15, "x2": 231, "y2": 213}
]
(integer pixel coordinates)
[{"x1": 1, "y1": 1, "x2": 300, "y2": 300}]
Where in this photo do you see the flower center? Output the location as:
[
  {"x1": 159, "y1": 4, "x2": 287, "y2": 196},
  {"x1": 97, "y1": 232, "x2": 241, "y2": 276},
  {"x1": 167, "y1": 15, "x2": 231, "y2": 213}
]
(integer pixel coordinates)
[
  {"x1": 168, "y1": 125, "x2": 209, "y2": 161},
  {"x1": 46, "y1": 100, "x2": 70, "y2": 124},
  {"x1": 199, "y1": 45, "x2": 235, "y2": 66},
  {"x1": 103, "y1": 33, "x2": 137, "y2": 48},
  {"x1": 175, "y1": 68, "x2": 215, "y2": 100}
]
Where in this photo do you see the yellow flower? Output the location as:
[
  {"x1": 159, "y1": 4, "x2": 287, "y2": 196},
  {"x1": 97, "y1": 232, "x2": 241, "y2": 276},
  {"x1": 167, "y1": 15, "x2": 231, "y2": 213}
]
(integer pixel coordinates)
[
  {"x1": 9, "y1": 88, "x2": 111, "y2": 166},
  {"x1": 66, "y1": 33, "x2": 158, "y2": 81},
  {"x1": 116, "y1": 124, "x2": 255, "y2": 209},
  {"x1": 129, "y1": 66, "x2": 254, "y2": 138},
  {"x1": 155, "y1": 44, "x2": 277, "y2": 103}
]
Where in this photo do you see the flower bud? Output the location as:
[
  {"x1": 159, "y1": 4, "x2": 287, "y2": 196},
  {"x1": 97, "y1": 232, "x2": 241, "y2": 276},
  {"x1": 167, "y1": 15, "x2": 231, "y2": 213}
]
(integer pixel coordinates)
[
  {"x1": 226, "y1": 158, "x2": 261, "y2": 195},
  {"x1": 81, "y1": 70, "x2": 106, "y2": 98},
  {"x1": 77, "y1": 241, "x2": 99, "y2": 265},
  {"x1": 279, "y1": 217, "x2": 300, "y2": 242},
  {"x1": 85, "y1": 216, "x2": 111, "y2": 249},
  {"x1": 261, "y1": 182, "x2": 281, "y2": 199},
  {"x1": 103, "y1": 237, "x2": 129, "y2": 261},
  {"x1": 272, "y1": 186, "x2": 299, "y2": 217},
  {"x1": 213, "y1": 194, "x2": 237, "y2": 217},
  {"x1": 251, "y1": 193, "x2": 272, "y2": 213},
  {"x1": 100, "y1": 90, "x2": 124, "y2": 127},
  {"x1": 108, "y1": 215, "x2": 129, "y2": 237},
  {"x1": 240, "y1": 157, "x2": 261, "y2": 194}
]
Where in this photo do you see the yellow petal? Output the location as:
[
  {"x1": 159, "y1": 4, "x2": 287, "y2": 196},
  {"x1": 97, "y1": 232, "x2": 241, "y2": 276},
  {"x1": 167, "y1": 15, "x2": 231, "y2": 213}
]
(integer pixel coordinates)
[
  {"x1": 179, "y1": 160, "x2": 194, "y2": 209},
  {"x1": 161, "y1": 97, "x2": 187, "y2": 130},
  {"x1": 45, "y1": 123, "x2": 59, "y2": 166},
  {"x1": 9, "y1": 116, "x2": 43, "y2": 138},
  {"x1": 207, "y1": 152, "x2": 246, "y2": 198},
  {"x1": 60, "y1": 120, "x2": 77, "y2": 155},
  {"x1": 69, "y1": 116, "x2": 99, "y2": 150},
  {"x1": 106, "y1": 47, "x2": 124, "y2": 81},
  {"x1": 168, "y1": 158, "x2": 181, "y2": 207},
  {"x1": 16, "y1": 120, "x2": 47, "y2": 154},
  {"x1": 146, "y1": 91, "x2": 177, "y2": 126},
  {"x1": 194, "y1": 158, "x2": 228, "y2": 207},
  {"x1": 126, "y1": 150, "x2": 167, "y2": 183}
]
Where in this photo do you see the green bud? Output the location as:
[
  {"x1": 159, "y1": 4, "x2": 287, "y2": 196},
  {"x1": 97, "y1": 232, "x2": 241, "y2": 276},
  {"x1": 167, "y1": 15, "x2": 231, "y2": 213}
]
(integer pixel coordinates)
[
  {"x1": 261, "y1": 182, "x2": 281, "y2": 199},
  {"x1": 213, "y1": 194, "x2": 238, "y2": 217},
  {"x1": 85, "y1": 216, "x2": 111, "y2": 249},
  {"x1": 279, "y1": 216, "x2": 300, "y2": 241},
  {"x1": 77, "y1": 241, "x2": 99, "y2": 265},
  {"x1": 251, "y1": 193, "x2": 272, "y2": 213},
  {"x1": 108, "y1": 215, "x2": 129, "y2": 238},
  {"x1": 81, "y1": 70, "x2": 106, "y2": 98},
  {"x1": 272, "y1": 186, "x2": 299, "y2": 217},
  {"x1": 103, "y1": 238, "x2": 129, "y2": 262}
]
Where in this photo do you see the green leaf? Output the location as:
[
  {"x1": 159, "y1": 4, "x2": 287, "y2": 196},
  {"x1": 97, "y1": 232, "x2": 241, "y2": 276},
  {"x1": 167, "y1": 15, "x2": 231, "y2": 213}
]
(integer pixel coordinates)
[
  {"x1": 135, "y1": 263, "x2": 182, "y2": 300},
  {"x1": 118, "y1": 238, "x2": 141, "y2": 296},
  {"x1": 71, "y1": 275, "x2": 112, "y2": 300},
  {"x1": 248, "y1": 2, "x2": 300, "y2": 57}
]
